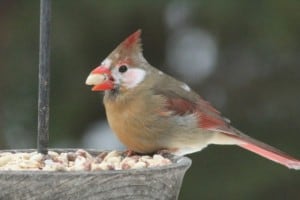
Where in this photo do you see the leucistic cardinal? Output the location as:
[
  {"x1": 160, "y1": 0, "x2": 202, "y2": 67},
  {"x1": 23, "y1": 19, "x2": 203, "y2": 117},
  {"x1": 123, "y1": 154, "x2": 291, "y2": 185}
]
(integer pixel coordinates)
[{"x1": 86, "y1": 30, "x2": 300, "y2": 170}]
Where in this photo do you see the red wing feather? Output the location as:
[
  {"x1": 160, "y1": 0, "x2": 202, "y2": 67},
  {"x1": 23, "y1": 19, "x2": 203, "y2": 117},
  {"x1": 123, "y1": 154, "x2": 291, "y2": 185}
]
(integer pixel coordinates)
[
  {"x1": 200, "y1": 113, "x2": 228, "y2": 129},
  {"x1": 160, "y1": 92, "x2": 230, "y2": 131},
  {"x1": 164, "y1": 98, "x2": 197, "y2": 115}
]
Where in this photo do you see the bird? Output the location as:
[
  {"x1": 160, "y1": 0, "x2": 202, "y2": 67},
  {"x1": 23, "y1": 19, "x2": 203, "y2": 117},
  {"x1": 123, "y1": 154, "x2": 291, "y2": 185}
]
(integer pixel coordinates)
[{"x1": 85, "y1": 30, "x2": 300, "y2": 170}]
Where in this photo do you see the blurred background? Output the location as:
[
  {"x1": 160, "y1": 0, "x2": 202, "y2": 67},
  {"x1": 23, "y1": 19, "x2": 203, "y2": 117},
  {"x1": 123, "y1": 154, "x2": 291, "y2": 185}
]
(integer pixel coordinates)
[{"x1": 0, "y1": 0, "x2": 299, "y2": 199}]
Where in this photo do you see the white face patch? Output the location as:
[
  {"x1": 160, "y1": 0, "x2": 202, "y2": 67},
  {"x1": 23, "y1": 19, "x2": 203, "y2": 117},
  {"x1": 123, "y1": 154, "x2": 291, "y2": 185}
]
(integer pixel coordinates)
[
  {"x1": 112, "y1": 67, "x2": 146, "y2": 89},
  {"x1": 158, "y1": 71, "x2": 163, "y2": 75},
  {"x1": 181, "y1": 83, "x2": 191, "y2": 92},
  {"x1": 122, "y1": 68, "x2": 146, "y2": 88}
]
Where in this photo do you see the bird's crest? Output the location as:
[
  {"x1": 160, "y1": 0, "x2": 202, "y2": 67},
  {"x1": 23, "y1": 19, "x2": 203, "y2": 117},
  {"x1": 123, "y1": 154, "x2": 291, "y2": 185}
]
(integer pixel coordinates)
[
  {"x1": 111, "y1": 29, "x2": 143, "y2": 61},
  {"x1": 122, "y1": 29, "x2": 142, "y2": 49}
]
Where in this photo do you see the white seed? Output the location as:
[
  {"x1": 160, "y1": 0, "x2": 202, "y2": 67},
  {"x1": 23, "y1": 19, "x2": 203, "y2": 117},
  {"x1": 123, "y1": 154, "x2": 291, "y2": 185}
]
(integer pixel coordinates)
[
  {"x1": 0, "y1": 150, "x2": 171, "y2": 171},
  {"x1": 131, "y1": 161, "x2": 147, "y2": 169},
  {"x1": 0, "y1": 155, "x2": 12, "y2": 167}
]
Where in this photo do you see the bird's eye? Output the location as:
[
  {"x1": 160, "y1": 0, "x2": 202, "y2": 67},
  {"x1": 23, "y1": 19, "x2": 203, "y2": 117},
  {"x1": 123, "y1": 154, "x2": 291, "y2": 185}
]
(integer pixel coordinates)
[{"x1": 118, "y1": 65, "x2": 128, "y2": 73}]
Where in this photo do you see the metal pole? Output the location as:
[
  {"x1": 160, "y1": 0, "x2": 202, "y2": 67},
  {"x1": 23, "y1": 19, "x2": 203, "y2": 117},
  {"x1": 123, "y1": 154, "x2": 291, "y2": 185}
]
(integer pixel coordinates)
[{"x1": 37, "y1": 0, "x2": 51, "y2": 154}]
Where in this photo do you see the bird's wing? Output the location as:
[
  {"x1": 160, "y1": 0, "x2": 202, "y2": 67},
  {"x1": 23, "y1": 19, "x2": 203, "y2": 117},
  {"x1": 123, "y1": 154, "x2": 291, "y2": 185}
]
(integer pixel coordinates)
[{"x1": 154, "y1": 88, "x2": 233, "y2": 133}]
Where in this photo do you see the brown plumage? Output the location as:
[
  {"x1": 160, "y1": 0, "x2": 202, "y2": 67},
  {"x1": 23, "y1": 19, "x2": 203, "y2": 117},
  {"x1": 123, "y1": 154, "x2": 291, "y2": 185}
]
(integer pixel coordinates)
[{"x1": 86, "y1": 30, "x2": 300, "y2": 169}]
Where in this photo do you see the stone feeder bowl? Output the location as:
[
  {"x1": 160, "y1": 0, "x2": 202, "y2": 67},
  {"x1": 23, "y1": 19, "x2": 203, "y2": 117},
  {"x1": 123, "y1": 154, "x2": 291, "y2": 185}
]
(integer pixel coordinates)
[{"x1": 0, "y1": 149, "x2": 191, "y2": 200}]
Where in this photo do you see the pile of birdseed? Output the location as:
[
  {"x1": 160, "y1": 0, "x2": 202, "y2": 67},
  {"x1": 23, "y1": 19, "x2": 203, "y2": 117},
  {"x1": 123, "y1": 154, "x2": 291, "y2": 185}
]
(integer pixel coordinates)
[{"x1": 0, "y1": 149, "x2": 172, "y2": 171}]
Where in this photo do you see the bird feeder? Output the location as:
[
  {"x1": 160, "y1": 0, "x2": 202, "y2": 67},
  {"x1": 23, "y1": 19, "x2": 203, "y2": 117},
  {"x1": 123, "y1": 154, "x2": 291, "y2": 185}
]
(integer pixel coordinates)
[{"x1": 0, "y1": 1, "x2": 191, "y2": 199}]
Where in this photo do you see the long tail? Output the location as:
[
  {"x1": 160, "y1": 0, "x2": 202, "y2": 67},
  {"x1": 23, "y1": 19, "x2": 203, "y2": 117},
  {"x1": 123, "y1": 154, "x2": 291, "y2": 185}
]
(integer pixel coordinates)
[
  {"x1": 238, "y1": 136, "x2": 300, "y2": 170},
  {"x1": 218, "y1": 127, "x2": 300, "y2": 170},
  {"x1": 225, "y1": 130, "x2": 300, "y2": 169}
]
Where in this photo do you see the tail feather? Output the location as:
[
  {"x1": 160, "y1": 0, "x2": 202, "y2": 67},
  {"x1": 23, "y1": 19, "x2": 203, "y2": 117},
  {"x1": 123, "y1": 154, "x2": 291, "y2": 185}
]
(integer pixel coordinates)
[
  {"x1": 239, "y1": 142, "x2": 300, "y2": 170},
  {"x1": 237, "y1": 137, "x2": 300, "y2": 170},
  {"x1": 219, "y1": 127, "x2": 300, "y2": 170}
]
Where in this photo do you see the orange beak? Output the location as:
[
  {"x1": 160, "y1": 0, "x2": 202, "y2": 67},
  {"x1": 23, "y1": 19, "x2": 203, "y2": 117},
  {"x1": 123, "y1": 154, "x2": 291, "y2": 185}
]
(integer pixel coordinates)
[{"x1": 85, "y1": 65, "x2": 114, "y2": 91}]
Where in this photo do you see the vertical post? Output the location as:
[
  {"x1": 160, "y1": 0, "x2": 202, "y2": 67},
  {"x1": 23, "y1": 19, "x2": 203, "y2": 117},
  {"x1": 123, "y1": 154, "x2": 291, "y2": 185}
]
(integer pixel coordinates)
[{"x1": 38, "y1": 0, "x2": 51, "y2": 154}]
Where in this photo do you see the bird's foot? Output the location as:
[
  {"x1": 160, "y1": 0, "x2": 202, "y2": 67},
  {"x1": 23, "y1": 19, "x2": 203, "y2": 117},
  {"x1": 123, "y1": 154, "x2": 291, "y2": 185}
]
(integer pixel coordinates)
[
  {"x1": 156, "y1": 149, "x2": 174, "y2": 159},
  {"x1": 122, "y1": 149, "x2": 139, "y2": 157}
]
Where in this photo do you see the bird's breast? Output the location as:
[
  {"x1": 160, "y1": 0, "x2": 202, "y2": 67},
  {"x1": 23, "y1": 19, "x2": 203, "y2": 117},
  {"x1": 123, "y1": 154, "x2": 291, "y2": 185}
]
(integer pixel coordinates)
[{"x1": 103, "y1": 93, "x2": 165, "y2": 153}]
